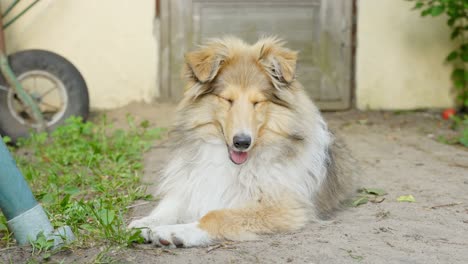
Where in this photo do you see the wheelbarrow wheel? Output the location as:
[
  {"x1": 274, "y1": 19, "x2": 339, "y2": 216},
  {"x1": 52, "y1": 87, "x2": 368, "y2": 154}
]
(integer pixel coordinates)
[{"x1": 0, "y1": 50, "x2": 89, "y2": 142}]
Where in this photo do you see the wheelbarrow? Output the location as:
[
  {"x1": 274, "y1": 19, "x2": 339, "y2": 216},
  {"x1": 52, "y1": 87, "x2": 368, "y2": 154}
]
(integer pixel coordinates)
[{"x1": 0, "y1": 0, "x2": 89, "y2": 142}]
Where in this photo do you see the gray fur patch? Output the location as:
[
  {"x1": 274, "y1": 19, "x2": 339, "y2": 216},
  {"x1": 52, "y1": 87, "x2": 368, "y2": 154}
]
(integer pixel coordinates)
[{"x1": 313, "y1": 137, "x2": 356, "y2": 219}]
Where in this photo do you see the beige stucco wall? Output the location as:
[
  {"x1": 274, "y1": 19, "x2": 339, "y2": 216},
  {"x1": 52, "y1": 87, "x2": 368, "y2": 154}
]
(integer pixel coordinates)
[
  {"x1": 1, "y1": 0, "x2": 456, "y2": 110},
  {"x1": 1, "y1": 0, "x2": 158, "y2": 110},
  {"x1": 356, "y1": 0, "x2": 455, "y2": 110}
]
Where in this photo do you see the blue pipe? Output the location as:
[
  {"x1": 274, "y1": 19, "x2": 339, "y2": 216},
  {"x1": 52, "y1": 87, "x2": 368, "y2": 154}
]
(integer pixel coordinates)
[
  {"x1": 0, "y1": 138, "x2": 74, "y2": 245},
  {"x1": 0, "y1": 139, "x2": 37, "y2": 219}
]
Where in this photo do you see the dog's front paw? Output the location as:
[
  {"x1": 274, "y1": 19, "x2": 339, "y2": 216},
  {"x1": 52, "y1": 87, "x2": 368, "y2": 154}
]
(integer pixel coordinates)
[
  {"x1": 150, "y1": 222, "x2": 213, "y2": 248},
  {"x1": 128, "y1": 217, "x2": 158, "y2": 243}
]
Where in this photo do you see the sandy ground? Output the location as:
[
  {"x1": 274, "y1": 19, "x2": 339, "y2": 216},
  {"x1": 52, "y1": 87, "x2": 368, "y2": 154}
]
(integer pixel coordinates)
[
  {"x1": 109, "y1": 103, "x2": 468, "y2": 264},
  {"x1": 2, "y1": 102, "x2": 468, "y2": 263}
]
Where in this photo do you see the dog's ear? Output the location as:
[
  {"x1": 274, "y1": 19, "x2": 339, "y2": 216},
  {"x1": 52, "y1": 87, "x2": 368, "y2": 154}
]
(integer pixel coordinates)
[
  {"x1": 257, "y1": 37, "x2": 298, "y2": 88},
  {"x1": 184, "y1": 46, "x2": 225, "y2": 84}
]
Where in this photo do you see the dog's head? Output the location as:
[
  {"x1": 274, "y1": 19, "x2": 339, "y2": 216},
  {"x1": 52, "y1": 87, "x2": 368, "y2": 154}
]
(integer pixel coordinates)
[{"x1": 183, "y1": 36, "x2": 298, "y2": 165}]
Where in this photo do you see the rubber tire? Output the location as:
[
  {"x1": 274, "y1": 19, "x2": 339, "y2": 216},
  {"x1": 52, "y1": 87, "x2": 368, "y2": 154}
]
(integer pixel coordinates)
[{"x1": 0, "y1": 50, "x2": 89, "y2": 142}]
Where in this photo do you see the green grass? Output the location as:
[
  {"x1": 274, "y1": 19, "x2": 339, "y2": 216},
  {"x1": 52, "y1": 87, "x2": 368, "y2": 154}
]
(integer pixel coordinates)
[
  {"x1": 450, "y1": 114, "x2": 468, "y2": 147},
  {"x1": 437, "y1": 114, "x2": 468, "y2": 147},
  {"x1": 0, "y1": 115, "x2": 162, "y2": 251}
]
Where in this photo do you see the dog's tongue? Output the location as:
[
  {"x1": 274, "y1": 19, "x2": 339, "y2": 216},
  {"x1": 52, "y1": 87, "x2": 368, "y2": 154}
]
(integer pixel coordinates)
[{"x1": 229, "y1": 150, "x2": 248, "y2": 165}]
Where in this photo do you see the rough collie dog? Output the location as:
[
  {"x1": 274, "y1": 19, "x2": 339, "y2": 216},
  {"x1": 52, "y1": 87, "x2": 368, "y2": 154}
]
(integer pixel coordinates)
[{"x1": 129, "y1": 36, "x2": 351, "y2": 248}]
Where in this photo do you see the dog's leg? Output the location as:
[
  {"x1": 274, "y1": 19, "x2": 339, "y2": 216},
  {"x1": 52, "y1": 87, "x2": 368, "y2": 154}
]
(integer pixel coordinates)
[
  {"x1": 146, "y1": 196, "x2": 309, "y2": 248},
  {"x1": 128, "y1": 196, "x2": 183, "y2": 242}
]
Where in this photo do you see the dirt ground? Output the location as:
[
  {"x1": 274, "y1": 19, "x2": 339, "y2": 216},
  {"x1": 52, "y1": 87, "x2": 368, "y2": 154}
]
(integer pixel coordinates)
[{"x1": 3, "y1": 102, "x2": 468, "y2": 263}]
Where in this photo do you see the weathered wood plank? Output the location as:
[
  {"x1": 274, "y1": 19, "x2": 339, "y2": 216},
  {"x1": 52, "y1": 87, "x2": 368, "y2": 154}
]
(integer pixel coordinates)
[{"x1": 160, "y1": 0, "x2": 353, "y2": 109}]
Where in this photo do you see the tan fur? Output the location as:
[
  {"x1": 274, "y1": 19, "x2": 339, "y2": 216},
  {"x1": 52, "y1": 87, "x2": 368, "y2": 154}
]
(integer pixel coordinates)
[
  {"x1": 257, "y1": 38, "x2": 298, "y2": 84},
  {"x1": 182, "y1": 37, "x2": 300, "y2": 150},
  {"x1": 198, "y1": 195, "x2": 308, "y2": 241}
]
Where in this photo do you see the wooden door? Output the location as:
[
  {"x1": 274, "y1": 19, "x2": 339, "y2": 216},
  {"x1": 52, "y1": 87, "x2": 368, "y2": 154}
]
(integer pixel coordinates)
[{"x1": 160, "y1": 0, "x2": 353, "y2": 110}]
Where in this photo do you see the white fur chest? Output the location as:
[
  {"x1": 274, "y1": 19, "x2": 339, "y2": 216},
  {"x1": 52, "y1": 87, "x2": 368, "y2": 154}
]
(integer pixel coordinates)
[
  {"x1": 157, "y1": 134, "x2": 328, "y2": 223},
  {"x1": 158, "y1": 142, "x2": 248, "y2": 221}
]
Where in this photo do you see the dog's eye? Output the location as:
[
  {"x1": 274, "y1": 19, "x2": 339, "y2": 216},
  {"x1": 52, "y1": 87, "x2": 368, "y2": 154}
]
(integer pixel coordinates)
[
  {"x1": 253, "y1": 101, "x2": 265, "y2": 107},
  {"x1": 219, "y1": 96, "x2": 233, "y2": 105}
]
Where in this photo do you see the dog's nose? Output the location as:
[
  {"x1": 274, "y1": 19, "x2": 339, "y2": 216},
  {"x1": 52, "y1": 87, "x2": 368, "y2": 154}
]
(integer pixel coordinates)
[{"x1": 233, "y1": 134, "x2": 251, "y2": 150}]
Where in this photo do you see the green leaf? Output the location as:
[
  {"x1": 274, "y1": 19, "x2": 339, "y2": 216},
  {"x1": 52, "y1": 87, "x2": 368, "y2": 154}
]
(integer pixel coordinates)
[
  {"x1": 460, "y1": 136, "x2": 468, "y2": 147},
  {"x1": 430, "y1": 5, "x2": 445, "y2": 16},
  {"x1": 452, "y1": 68, "x2": 465, "y2": 80},
  {"x1": 447, "y1": 17, "x2": 456, "y2": 26},
  {"x1": 460, "y1": 130, "x2": 468, "y2": 146},
  {"x1": 352, "y1": 196, "x2": 369, "y2": 207},
  {"x1": 64, "y1": 186, "x2": 80, "y2": 195},
  {"x1": 128, "y1": 229, "x2": 145, "y2": 244},
  {"x1": 41, "y1": 193, "x2": 55, "y2": 204},
  {"x1": 397, "y1": 195, "x2": 416, "y2": 202},
  {"x1": 454, "y1": 79, "x2": 465, "y2": 89},
  {"x1": 42, "y1": 252, "x2": 51, "y2": 260},
  {"x1": 461, "y1": 51, "x2": 468, "y2": 62},
  {"x1": 451, "y1": 27, "x2": 461, "y2": 39},
  {"x1": 60, "y1": 194, "x2": 71, "y2": 208},
  {"x1": 364, "y1": 188, "x2": 387, "y2": 196},
  {"x1": 2, "y1": 136, "x2": 11, "y2": 144},
  {"x1": 446, "y1": 51, "x2": 458, "y2": 61},
  {"x1": 98, "y1": 209, "x2": 115, "y2": 226},
  {"x1": 140, "y1": 120, "x2": 150, "y2": 129},
  {"x1": 79, "y1": 223, "x2": 94, "y2": 231},
  {"x1": 413, "y1": 2, "x2": 424, "y2": 10},
  {"x1": 0, "y1": 222, "x2": 7, "y2": 231},
  {"x1": 452, "y1": 68, "x2": 467, "y2": 88},
  {"x1": 421, "y1": 8, "x2": 432, "y2": 16}
]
